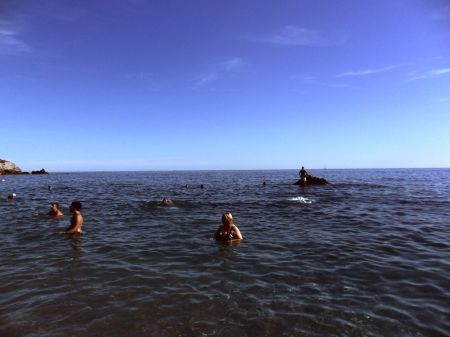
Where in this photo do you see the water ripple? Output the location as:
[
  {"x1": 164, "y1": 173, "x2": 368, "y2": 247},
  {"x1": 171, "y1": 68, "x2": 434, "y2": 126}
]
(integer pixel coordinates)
[{"x1": 1, "y1": 169, "x2": 449, "y2": 336}]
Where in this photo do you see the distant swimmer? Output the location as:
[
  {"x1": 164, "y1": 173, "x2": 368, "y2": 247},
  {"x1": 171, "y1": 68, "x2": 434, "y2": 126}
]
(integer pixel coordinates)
[
  {"x1": 299, "y1": 166, "x2": 308, "y2": 186},
  {"x1": 48, "y1": 185, "x2": 53, "y2": 192},
  {"x1": 66, "y1": 201, "x2": 83, "y2": 234},
  {"x1": 200, "y1": 184, "x2": 204, "y2": 189},
  {"x1": 214, "y1": 212, "x2": 243, "y2": 242},
  {"x1": 262, "y1": 181, "x2": 266, "y2": 186},
  {"x1": 47, "y1": 202, "x2": 63, "y2": 217},
  {"x1": 6, "y1": 193, "x2": 16, "y2": 201},
  {"x1": 161, "y1": 197, "x2": 173, "y2": 206}
]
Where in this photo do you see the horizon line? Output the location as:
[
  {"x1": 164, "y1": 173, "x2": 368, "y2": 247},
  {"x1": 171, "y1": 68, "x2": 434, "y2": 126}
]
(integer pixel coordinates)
[{"x1": 13, "y1": 167, "x2": 450, "y2": 174}]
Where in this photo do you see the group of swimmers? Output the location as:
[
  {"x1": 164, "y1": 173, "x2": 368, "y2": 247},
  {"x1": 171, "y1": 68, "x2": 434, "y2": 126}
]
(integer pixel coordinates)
[
  {"x1": 1, "y1": 165, "x2": 309, "y2": 242},
  {"x1": 45, "y1": 201, "x2": 84, "y2": 234},
  {"x1": 6, "y1": 193, "x2": 242, "y2": 242},
  {"x1": 4, "y1": 193, "x2": 84, "y2": 235}
]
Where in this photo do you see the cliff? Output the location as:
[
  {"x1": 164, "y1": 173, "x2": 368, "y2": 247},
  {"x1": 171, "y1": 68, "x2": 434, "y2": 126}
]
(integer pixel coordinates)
[{"x1": 0, "y1": 159, "x2": 27, "y2": 175}]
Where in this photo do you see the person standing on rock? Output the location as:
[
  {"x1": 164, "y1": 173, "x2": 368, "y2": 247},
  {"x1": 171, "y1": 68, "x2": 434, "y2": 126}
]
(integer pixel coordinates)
[{"x1": 299, "y1": 166, "x2": 308, "y2": 186}]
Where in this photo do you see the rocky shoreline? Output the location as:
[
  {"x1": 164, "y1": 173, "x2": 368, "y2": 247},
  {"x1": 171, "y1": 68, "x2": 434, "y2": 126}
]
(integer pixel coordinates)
[{"x1": 0, "y1": 159, "x2": 48, "y2": 175}]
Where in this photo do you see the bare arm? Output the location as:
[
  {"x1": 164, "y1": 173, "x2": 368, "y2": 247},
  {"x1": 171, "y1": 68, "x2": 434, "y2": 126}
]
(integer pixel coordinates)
[{"x1": 232, "y1": 225, "x2": 243, "y2": 240}]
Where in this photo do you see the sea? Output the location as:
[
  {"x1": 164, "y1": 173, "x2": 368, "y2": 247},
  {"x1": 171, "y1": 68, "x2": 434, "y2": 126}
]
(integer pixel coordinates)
[{"x1": 0, "y1": 169, "x2": 449, "y2": 337}]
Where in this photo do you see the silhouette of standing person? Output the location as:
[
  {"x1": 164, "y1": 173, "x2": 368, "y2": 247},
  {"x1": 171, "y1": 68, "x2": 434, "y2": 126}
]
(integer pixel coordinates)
[{"x1": 299, "y1": 166, "x2": 308, "y2": 186}]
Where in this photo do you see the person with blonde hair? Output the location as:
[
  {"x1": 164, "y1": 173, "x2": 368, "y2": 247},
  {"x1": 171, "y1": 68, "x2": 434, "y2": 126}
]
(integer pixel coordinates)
[{"x1": 214, "y1": 212, "x2": 243, "y2": 241}]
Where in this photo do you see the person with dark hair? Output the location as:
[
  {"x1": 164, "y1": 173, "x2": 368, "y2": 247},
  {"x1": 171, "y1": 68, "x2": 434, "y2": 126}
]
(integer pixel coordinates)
[
  {"x1": 66, "y1": 201, "x2": 83, "y2": 234},
  {"x1": 47, "y1": 202, "x2": 63, "y2": 217},
  {"x1": 6, "y1": 193, "x2": 16, "y2": 201},
  {"x1": 299, "y1": 166, "x2": 308, "y2": 186},
  {"x1": 161, "y1": 197, "x2": 173, "y2": 206},
  {"x1": 214, "y1": 212, "x2": 243, "y2": 242}
]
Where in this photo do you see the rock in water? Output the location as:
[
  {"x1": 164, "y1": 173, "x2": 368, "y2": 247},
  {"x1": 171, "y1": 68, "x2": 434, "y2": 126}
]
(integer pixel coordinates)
[
  {"x1": 294, "y1": 174, "x2": 329, "y2": 186},
  {"x1": 31, "y1": 168, "x2": 49, "y2": 174}
]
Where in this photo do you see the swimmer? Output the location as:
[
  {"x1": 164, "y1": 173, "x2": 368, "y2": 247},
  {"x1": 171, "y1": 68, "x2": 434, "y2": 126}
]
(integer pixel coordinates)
[
  {"x1": 214, "y1": 212, "x2": 243, "y2": 241},
  {"x1": 262, "y1": 181, "x2": 266, "y2": 186},
  {"x1": 6, "y1": 193, "x2": 16, "y2": 201},
  {"x1": 200, "y1": 184, "x2": 204, "y2": 189},
  {"x1": 47, "y1": 202, "x2": 63, "y2": 217},
  {"x1": 66, "y1": 201, "x2": 83, "y2": 234},
  {"x1": 48, "y1": 185, "x2": 53, "y2": 192},
  {"x1": 161, "y1": 197, "x2": 173, "y2": 206}
]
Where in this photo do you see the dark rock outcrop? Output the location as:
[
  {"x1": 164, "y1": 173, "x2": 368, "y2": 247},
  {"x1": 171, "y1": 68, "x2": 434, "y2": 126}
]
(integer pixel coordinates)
[
  {"x1": 1, "y1": 169, "x2": 29, "y2": 175},
  {"x1": 294, "y1": 174, "x2": 329, "y2": 186},
  {"x1": 31, "y1": 168, "x2": 48, "y2": 175}
]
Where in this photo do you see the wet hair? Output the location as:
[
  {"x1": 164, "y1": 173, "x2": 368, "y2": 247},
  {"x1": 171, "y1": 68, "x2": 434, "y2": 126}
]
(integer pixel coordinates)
[
  {"x1": 222, "y1": 212, "x2": 234, "y2": 225},
  {"x1": 70, "y1": 201, "x2": 82, "y2": 211},
  {"x1": 51, "y1": 202, "x2": 60, "y2": 209}
]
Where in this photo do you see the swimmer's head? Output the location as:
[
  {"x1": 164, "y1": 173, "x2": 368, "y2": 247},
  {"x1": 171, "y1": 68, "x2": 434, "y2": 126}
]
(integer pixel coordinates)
[
  {"x1": 222, "y1": 212, "x2": 234, "y2": 226},
  {"x1": 162, "y1": 197, "x2": 172, "y2": 206},
  {"x1": 7, "y1": 193, "x2": 16, "y2": 200},
  {"x1": 70, "y1": 201, "x2": 82, "y2": 211},
  {"x1": 51, "y1": 202, "x2": 60, "y2": 209}
]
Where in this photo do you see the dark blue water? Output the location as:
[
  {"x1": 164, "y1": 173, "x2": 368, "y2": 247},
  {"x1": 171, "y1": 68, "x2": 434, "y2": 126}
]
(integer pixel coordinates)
[{"x1": 1, "y1": 169, "x2": 449, "y2": 337}]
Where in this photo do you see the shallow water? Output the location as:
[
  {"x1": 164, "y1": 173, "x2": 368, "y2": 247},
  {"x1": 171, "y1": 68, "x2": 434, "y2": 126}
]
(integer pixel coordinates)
[{"x1": 1, "y1": 169, "x2": 449, "y2": 337}]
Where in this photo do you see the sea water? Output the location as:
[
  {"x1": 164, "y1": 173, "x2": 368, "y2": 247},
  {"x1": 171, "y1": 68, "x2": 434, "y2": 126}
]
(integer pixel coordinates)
[{"x1": 0, "y1": 169, "x2": 449, "y2": 337}]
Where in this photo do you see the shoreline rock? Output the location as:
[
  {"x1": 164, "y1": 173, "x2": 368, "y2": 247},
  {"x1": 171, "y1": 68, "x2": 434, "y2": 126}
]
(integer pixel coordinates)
[
  {"x1": 294, "y1": 174, "x2": 329, "y2": 186},
  {"x1": 0, "y1": 159, "x2": 27, "y2": 175},
  {"x1": 1, "y1": 159, "x2": 48, "y2": 175},
  {"x1": 0, "y1": 169, "x2": 29, "y2": 175}
]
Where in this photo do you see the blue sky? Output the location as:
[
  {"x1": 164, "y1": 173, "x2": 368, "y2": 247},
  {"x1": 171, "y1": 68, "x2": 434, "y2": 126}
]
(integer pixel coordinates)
[{"x1": 1, "y1": 0, "x2": 449, "y2": 171}]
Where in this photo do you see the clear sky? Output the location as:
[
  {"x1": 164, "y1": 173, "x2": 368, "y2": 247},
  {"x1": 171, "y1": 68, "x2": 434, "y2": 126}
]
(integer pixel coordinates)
[{"x1": 1, "y1": 0, "x2": 449, "y2": 171}]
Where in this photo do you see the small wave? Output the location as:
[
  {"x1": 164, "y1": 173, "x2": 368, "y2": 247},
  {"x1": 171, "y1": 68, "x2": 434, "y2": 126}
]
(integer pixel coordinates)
[
  {"x1": 289, "y1": 196, "x2": 314, "y2": 204},
  {"x1": 140, "y1": 200, "x2": 198, "y2": 211}
]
